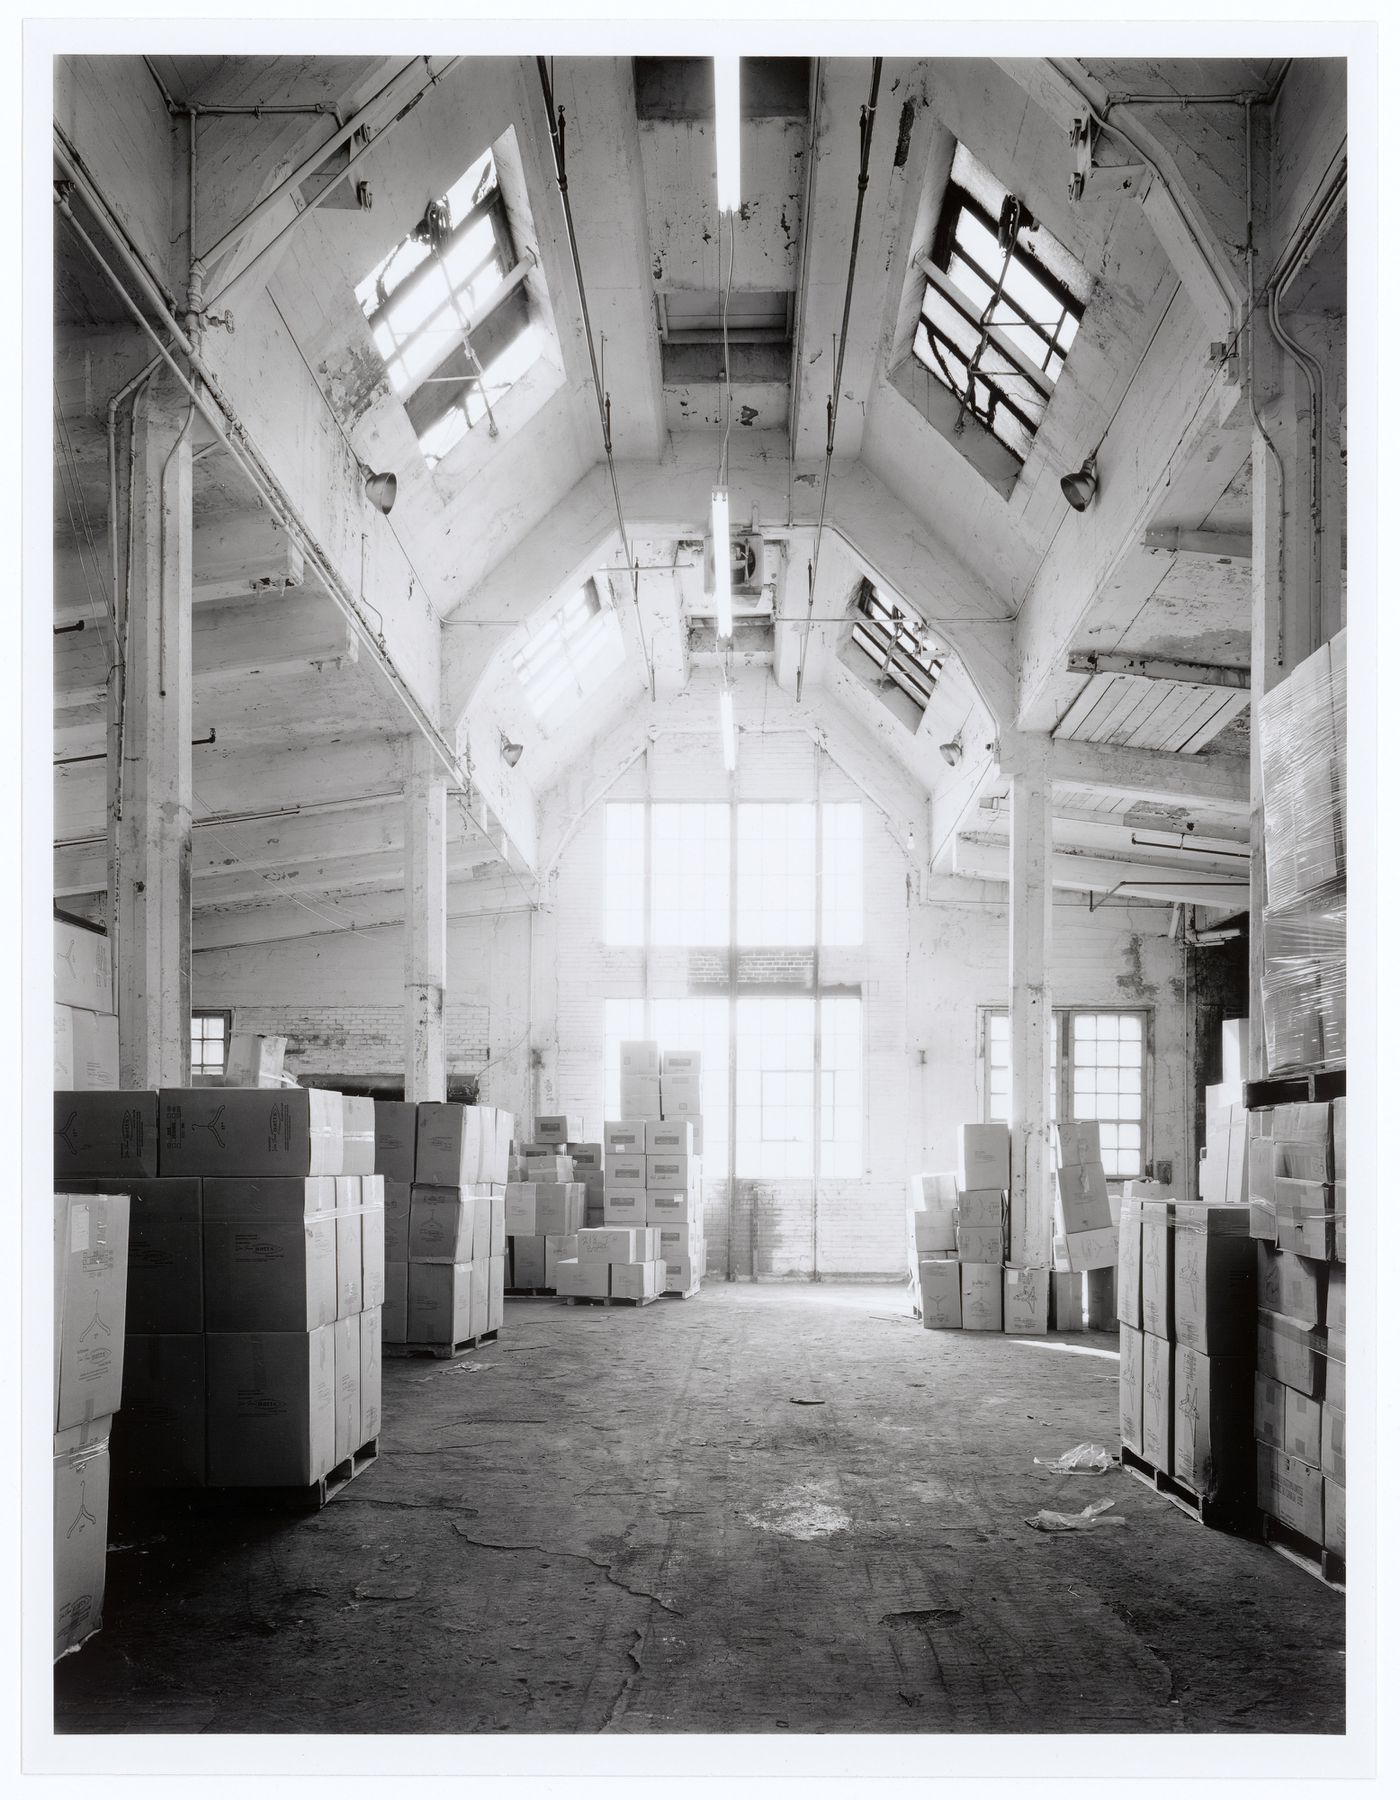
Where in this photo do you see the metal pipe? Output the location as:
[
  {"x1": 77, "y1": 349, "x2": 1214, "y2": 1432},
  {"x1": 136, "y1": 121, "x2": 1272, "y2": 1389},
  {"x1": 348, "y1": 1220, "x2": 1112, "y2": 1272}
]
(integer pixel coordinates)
[
  {"x1": 55, "y1": 176, "x2": 464, "y2": 787},
  {"x1": 786, "y1": 58, "x2": 822, "y2": 528},
  {"x1": 796, "y1": 58, "x2": 881, "y2": 705}
]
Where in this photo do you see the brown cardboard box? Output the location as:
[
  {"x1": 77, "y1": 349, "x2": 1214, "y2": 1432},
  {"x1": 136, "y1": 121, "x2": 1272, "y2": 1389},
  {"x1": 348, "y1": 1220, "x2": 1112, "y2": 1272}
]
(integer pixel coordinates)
[
  {"x1": 160, "y1": 1088, "x2": 343, "y2": 1178},
  {"x1": 916, "y1": 1257, "x2": 961, "y2": 1328},
  {"x1": 1255, "y1": 1373, "x2": 1288, "y2": 1452},
  {"x1": 372, "y1": 1102, "x2": 417, "y2": 1180},
  {"x1": 1326, "y1": 1264, "x2": 1346, "y2": 1332},
  {"x1": 409, "y1": 1188, "x2": 480, "y2": 1262},
  {"x1": 337, "y1": 1096, "x2": 375, "y2": 1177},
  {"x1": 115, "y1": 1334, "x2": 205, "y2": 1487},
  {"x1": 1002, "y1": 1266, "x2": 1048, "y2": 1334},
  {"x1": 54, "y1": 1192, "x2": 130, "y2": 1432},
  {"x1": 204, "y1": 1327, "x2": 336, "y2": 1487},
  {"x1": 1174, "y1": 1343, "x2": 1252, "y2": 1500},
  {"x1": 1173, "y1": 1202, "x2": 1255, "y2": 1353},
  {"x1": 202, "y1": 1182, "x2": 337, "y2": 1333},
  {"x1": 1256, "y1": 1243, "x2": 1328, "y2": 1326},
  {"x1": 69, "y1": 1176, "x2": 203, "y2": 1335},
  {"x1": 510, "y1": 1234, "x2": 546, "y2": 1289},
  {"x1": 578, "y1": 1226, "x2": 651, "y2": 1265},
  {"x1": 488, "y1": 1192, "x2": 506, "y2": 1258},
  {"x1": 909, "y1": 1207, "x2": 956, "y2": 1255},
  {"x1": 1326, "y1": 1332, "x2": 1345, "y2": 1408},
  {"x1": 1054, "y1": 1120, "x2": 1101, "y2": 1167},
  {"x1": 1257, "y1": 1442, "x2": 1324, "y2": 1539},
  {"x1": 1142, "y1": 1331, "x2": 1172, "y2": 1470},
  {"x1": 1257, "y1": 1310, "x2": 1328, "y2": 1398},
  {"x1": 414, "y1": 1103, "x2": 484, "y2": 1187},
  {"x1": 644, "y1": 1153, "x2": 698, "y2": 1191},
  {"x1": 1049, "y1": 1270, "x2": 1082, "y2": 1330},
  {"x1": 1274, "y1": 1177, "x2": 1334, "y2": 1260},
  {"x1": 55, "y1": 1090, "x2": 160, "y2": 1181},
  {"x1": 53, "y1": 1418, "x2": 112, "y2": 1659},
  {"x1": 525, "y1": 1154, "x2": 575, "y2": 1181},
  {"x1": 957, "y1": 1123, "x2": 1010, "y2": 1192},
  {"x1": 1140, "y1": 1200, "x2": 1176, "y2": 1339},
  {"x1": 488, "y1": 1255, "x2": 505, "y2": 1331},
  {"x1": 1320, "y1": 1403, "x2": 1345, "y2": 1484},
  {"x1": 1119, "y1": 1325, "x2": 1144, "y2": 1454},
  {"x1": 1284, "y1": 1387, "x2": 1323, "y2": 1466},
  {"x1": 960, "y1": 1263, "x2": 1002, "y2": 1331},
  {"x1": 604, "y1": 1189, "x2": 649, "y2": 1228},
  {"x1": 54, "y1": 918, "x2": 112, "y2": 1013},
  {"x1": 407, "y1": 1262, "x2": 474, "y2": 1345},
  {"x1": 383, "y1": 1263, "x2": 407, "y2": 1343}
]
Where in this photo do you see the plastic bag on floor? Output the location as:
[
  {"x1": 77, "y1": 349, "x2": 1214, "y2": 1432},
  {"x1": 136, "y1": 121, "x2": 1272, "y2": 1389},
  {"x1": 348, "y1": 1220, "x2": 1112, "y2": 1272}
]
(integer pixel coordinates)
[
  {"x1": 1025, "y1": 1497, "x2": 1126, "y2": 1533},
  {"x1": 1033, "y1": 1442, "x2": 1112, "y2": 1474}
]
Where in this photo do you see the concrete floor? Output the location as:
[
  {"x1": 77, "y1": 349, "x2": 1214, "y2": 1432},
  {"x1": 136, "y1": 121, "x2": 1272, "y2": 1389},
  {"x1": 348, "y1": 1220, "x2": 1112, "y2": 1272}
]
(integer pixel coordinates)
[{"x1": 55, "y1": 1283, "x2": 1345, "y2": 1735}]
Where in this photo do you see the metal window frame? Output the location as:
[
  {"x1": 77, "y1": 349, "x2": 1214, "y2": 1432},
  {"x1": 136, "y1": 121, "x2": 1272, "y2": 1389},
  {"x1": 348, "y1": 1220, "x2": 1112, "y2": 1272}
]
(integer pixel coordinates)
[{"x1": 850, "y1": 580, "x2": 943, "y2": 710}]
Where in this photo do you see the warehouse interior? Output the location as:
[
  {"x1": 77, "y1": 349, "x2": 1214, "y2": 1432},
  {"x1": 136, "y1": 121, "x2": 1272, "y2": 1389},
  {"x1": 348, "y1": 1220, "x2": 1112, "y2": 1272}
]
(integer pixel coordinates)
[{"x1": 41, "y1": 39, "x2": 1368, "y2": 1765}]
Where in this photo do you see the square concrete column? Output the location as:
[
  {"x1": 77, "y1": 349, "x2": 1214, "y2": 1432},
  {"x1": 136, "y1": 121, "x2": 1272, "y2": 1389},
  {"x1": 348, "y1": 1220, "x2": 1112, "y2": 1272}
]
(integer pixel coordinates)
[
  {"x1": 404, "y1": 734, "x2": 447, "y2": 1101},
  {"x1": 1005, "y1": 731, "x2": 1055, "y2": 1268},
  {"x1": 113, "y1": 372, "x2": 194, "y2": 1087}
]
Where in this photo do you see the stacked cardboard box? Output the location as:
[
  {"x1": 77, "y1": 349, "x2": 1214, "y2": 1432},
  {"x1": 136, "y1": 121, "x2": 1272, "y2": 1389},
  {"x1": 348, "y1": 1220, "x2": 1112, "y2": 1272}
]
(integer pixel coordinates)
[
  {"x1": 506, "y1": 1151, "x2": 585, "y2": 1294},
  {"x1": 391, "y1": 1101, "x2": 510, "y2": 1341},
  {"x1": 604, "y1": 1044, "x2": 706, "y2": 1296},
  {"x1": 1052, "y1": 1121, "x2": 1120, "y2": 1273},
  {"x1": 1199, "y1": 1083, "x2": 1249, "y2": 1205},
  {"x1": 54, "y1": 918, "x2": 119, "y2": 1091},
  {"x1": 58, "y1": 1086, "x2": 384, "y2": 1494},
  {"x1": 555, "y1": 1226, "x2": 667, "y2": 1301},
  {"x1": 909, "y1": 1125, "x2": 1049, "y2": 1334},
  {"x1": 1249, "y1": 1095, "x2": 1345, "y2": 1556},
  {"x1": 54, "y1": 1190, "x2": 130, "y2": 1660}
]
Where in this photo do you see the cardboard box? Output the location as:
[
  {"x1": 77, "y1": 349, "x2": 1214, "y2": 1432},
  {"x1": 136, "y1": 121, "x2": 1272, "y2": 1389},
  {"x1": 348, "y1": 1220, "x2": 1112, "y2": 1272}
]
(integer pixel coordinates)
[
  {"x1": 1142, "y1": 1331, "x2": 1173, "y2": 1470},
  {"x1": 1256, "y1": 1244, "x2": 1327, "y2": 1326},
  {"x1": 1221, "y1": 1019, "x2": 1248, "y2": 1089},
  {"x1": 1256, "y1": 1442, "x2": 1324, "y2": 1540},
  {"x1": 1117, "y1": 1196, "x2": 1143, "y2": 1328},
  {"x1": 338, "y1": 1096, "x2": 376, "y2": 1177},
  {"x1": 544, "y1": 1233, "x2": 578, "y2": 1289},
  {"x1": 663, "y1": 1250, "x2": 705, "y2": 1295},
  {"x1": 407, "y1": 1263, "x2": 474, "y2": 1345},
  {"x1": 956, "y1": 1189, "x2": 1005, "y2": 1229},
  {"x1": 539, "y1": 1182, "x2": 583, "y2": 1236},
  {"x1": 1331, "y1": 1098, "x2": 1346, "y2": 1177},
  {"x1": 202, "y1": 1181, "x2": 338, "y2": 1333},
  {"x1": 1283, "y1": 1386, "x2": 1323, "y2": 1466},
  {"x1": 917, "y1": 1258, "x2": 961, "y2": 1329},
  {"x1": 469, "y1": 1257, "x2": 489, "y2": 1337},
  {"x1": 960, "y1": 1263, "x2": 1002, "y2": 1331},
  {"x1": 1271, "y1": 1101, "x2": 1332, "y2": 1146},
  {"x1": 1318, "y1": 1401, "x2": 1345, "y2": 1485},
  {"x1": 68, "y1": 1009, "x2": 119, "y2": 1090},
  {"x1": 54, "y1": 917, "x2": 112, "y2": 1013},
  {"x1": 661, "y1": 1049, "x2": 703, "y2": 1078},
  {"x1": 1248, "y1": 1135, "x2": 1276, "y2": 1205},
  {"x1": 489, "y1": 1192, "x2": 506, "y2": 1258},
  {"x1": 1323, "y1": 1478, "x2": 1345, "y2": 1558},
  {"x1": 645, "y1": 1153, "x2": 698, "y2": 1190},
  {"x1": 361, "y1": 1200, "x2": 385, "y2": 1311},
  {"x1": 69, "y1": 1176, "x2": 203, "y2": 1335},
  {"x1": 604, "y1": 1189, "x2": 649, "y2": 1228},
  {"x1": 620, "y1": 1040, "x2": 659, "y2": 1077},
  {"x1": 956, "y1": 1224, "x2": 1004, "y2": 1264},
  {"x1": 957, "y1": 1123, "x2": 1010, "y2": 1193},
  {"x1": 53, "y1": 1420, "x2": 111, "y2": 1659},
  {"x1": 205, "y1": 1327, "x2": 337, "y2": 1487},
  {"x1": 909, "y1": 1208, "x2": 956, "y2": 1255},
  {"x1": 333, "y1": 1174, "x2": 360, "y2": 1213},
  {"x1": 535, "y1": 1114, "x2": 583, "y2": 1146},
  {"x1": 1274, "y1": 1178, "x2": 1334, "y2": 1260},
  {"x1": 359, "y1": 1306, "x2": 382, "y2": 1444},
  {"x1": 335, "y1": 1211, "x2": 363, "y2": 1319},
  {"x1": 604, "y1": 1122, "x2": 648, "y2": 1157},
  {"x1": 910, "y1": 1172, "x2": 959, "y2": 1210},
  {"x1": 1140, "y1": 1200, "x2": 1176, "y2": 1338},
  {"x1": 568, "y1": 1144, "x2": 604, "y2": 1177},
  {"x1": 1273, "y1": 1138, "x2": 1333, "y2": 1183},
  {"x1": 488, "y1": 1256, "x2": 505, "y2": 1331},
  {"x1": 620, "y1": 1082, "x2": 662, "y2": 1122},
  {"x1": 606, "y1": 1156, "x2": 648, "y2": 1192},
  {"x1": 409, "y1": 1188, "x2": 479, "y2": 1262},
  {"x1": 331, "y1": 1315, "x2": 360, "y2": 1465},
  {"x1": 1055, "y1": 1162, "x2": 1112, "y2": 1235},
  {"x1": 1257, "y1": 1310, "x2": 1328, "y2": 1398},
  {"x1": 611, "y1": 1260, "x2": 659, "y2": 1301},
  {"x1": 1172, "y1": 1202, "x2": 1255, "y2": 1353},
  {"x1": 1119, "y1": 1325, "x2": 1144, "y2": 1454},
  {"x1": 54, "y1": 1003, "x2": 75, "y2": 1086},
  {"x1": 1174, "y1": 1343, "x2": 1252, "y2": 1499},
  {"x1": 1054, "y1": 1120, "x2": 1101, "y2": 1167},
  {"x1": 223, "y1": 1034, "x2": 286, "y2": 1088},
  {"x1": 525, "y1": 1155, "x2": 575, "y2": 1181},
  {"x1": 55, "y1": 1090, "x2": 160, "y2": 1181},
  {"x1": 510, "y1": 1235, "x2": 546, "y2": 1289},
  {"x1": 645, "y1": 1119, "x2": 695, "y2": 1154},
  {"x1": 54, "y1": 1192, "x2": 130, "y2": 1432},
  {"x1": 1003, "y1": 1266, "x2": 1048, "y2": 1334},
  {"x1": 659, "y1": 1081, "x2": 702, "y2": 1120},
  {"x1": 384, "y1": 1181, "x2": 412, "y2": 1263},
  {"x1": 1326, "y1": 1333, "x2": 1345, "y2": 1409},
  {"x1": 1335, "y1": 1182, "x2": 1346, "y2": 1263},
  {"x1": 578, "y1": 1226, "x2": 655, "y2": 1265},
  {"x1": 414, "y1": 1104, "x2": 483, "y2": 1187},
  {"x1": 555, "y1": 1258, "x2": 610, "y2": 1299},
  {"x1": 1254, "y1": 1373, "x2": 1287, "y2": 1452},
  {"x1": 645, "y1": 1190, "x2": 698, "y2": 1228},
  {"x1": 1062, "y1": 1225, "x2": 1119, "y2": 1273},
  {"x1": 159, "y1": 1087, "x2": 342, "y2": 1178},
  {"x1": 383, "y1": 1262, "x2": 407, "y2": 1343},
  {"x1": 114, "y1": 1335, "x2": 205, "y2": 1488}
]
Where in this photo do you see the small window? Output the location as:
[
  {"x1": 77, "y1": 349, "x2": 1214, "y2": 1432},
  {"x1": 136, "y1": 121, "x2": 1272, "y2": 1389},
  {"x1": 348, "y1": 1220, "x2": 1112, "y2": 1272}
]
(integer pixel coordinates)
[
  {"x1": 849, "y1": 580, "x2": 943, "y2": 714},
  {"x1": 191, "y1": 1009, "x2": 231, "y2": 1076},
  {"x1": 356, "y1": 142, "x2": 541, "y2": 469},
  {"x1": 513, "y1": 580, "x2": 626, "y2": 733},
  {"x1": 914, "y1": 143, "x2": 1090, "y2": 465}
]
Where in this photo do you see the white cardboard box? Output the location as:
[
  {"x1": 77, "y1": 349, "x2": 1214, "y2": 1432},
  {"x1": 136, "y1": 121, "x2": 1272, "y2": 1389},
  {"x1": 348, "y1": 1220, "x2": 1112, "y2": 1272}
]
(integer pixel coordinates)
[
  {"x1": 603, "y1": 1190, "x2": 649, "y2": 1227},
  {"x1": 53, "y1": 1419, "x2": 112, "y2": 1659},
  {"x1": 54, "y1": 919, "x2": 112, "y2": 1014},
  {"x1": 554, "y1": 1257, "x2": 610, "y2": 1298},
  {"x1": 610, "y1": 1260, "x2": 658, "y2": 1301},
  {"x1": 957, "y1": 1123, "x2": 1010, "y2": 1193},
  {"x1": 645, "y1": 1119, "x2": 695, "y2": 1154},
  {"x1": 339, "y1": 1096, "x2": 376, "y2": 1176}
]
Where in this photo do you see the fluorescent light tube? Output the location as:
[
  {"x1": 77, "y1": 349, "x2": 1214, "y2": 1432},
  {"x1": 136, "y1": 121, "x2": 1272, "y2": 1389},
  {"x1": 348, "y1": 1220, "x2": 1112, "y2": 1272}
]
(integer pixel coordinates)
[
  {"x1": 714, "y1": 57, "x2": 740, "y2": 213},
  {"x1": 711, "y1": 486, "x2": 733, "y2": 640},
  {"x1": 720, "y1": 687, "x2": 737, "y2": 772}
]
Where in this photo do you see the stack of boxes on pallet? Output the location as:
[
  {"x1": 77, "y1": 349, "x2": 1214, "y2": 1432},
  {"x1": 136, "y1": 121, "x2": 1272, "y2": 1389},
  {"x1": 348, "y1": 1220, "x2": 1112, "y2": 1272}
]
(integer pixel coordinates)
[
  {"x1": 376, "y1": 1099, "x2": 510, "y2": 1346},
  {"x1": 504, "y1": 1116, "x2": 587, "y2": 1294},
  {"x1": 603, "y1": 1041, "x2": 705, "y2": 1298},
  {"x1": 906, "y1": 1123, "x2": 1049, "y2": 1334},
  {"x1": 1250, "y1": 1096, "x2": 1345, "y2": 1560},
  {"x1": 555, "y1": 1226, "x2": 667, "y2": 1301},
  {"x1": 55, "y1": 1085, "x2": 384, "y2": 1495},
  {"x1": 53, "y1": 1189, "x2": 130, "y2": 1660}
]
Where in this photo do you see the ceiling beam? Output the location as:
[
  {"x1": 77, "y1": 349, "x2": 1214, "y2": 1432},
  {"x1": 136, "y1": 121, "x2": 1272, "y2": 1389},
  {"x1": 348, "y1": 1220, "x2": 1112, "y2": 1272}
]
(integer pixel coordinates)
[
  {"x1": 1066, "y1": 651, "x2": 1249, "y2": 691},
  {"x1": 1048, "y1": 738, "x2": 1250, "y2": 811},
  {"x1": 1142, "y1": 525, "x2": 1251, "y2": 562},
  {"x1": 953, "y1": 834, "x2": 1249, "y2": 909}
]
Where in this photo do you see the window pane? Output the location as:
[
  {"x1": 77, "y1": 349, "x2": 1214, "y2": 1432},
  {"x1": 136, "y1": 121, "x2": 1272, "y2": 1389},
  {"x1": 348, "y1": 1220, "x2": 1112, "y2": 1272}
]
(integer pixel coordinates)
[
  {"x1": 514, "y1": 582, "x2": 626, "y2": 734},
  {"x1": 735, "y1": 995, "x2": 814, "y2": 1179},
  {"x1": 651, "y1": 803, "x2": 730, "y2": 946},
  {"x1": 737, "y1": 803, "x2": 815, "y2": 945},
  {"x1": 821, "y1": 803, "x2": 863, "y2": 945},
  {"x1": 604, "y1": 804, "x2": 646, "y2": 945}
]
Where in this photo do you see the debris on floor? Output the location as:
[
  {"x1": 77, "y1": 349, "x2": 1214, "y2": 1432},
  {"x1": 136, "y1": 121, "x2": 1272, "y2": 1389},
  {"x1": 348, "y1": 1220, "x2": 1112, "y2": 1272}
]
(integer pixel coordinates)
[
  {"x1": 1025, "y1": 1497, "x2": 1126, "y2": 1533},
  {"x1": 1033, "y1": 1442, "x2": 1112, "y2": 1474}
]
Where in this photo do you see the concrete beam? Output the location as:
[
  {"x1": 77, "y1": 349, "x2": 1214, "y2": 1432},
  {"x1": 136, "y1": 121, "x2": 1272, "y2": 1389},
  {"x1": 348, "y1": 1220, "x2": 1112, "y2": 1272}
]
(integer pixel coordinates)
[{"x1": 1048, "y1": 738, "x2": 1250, "y2": 812}]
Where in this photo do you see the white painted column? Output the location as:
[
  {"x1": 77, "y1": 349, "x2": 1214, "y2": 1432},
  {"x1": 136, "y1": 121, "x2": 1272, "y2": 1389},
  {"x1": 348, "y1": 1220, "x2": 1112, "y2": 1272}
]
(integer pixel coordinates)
[
  {"x1": 115, "y1": 372, "x2": 194, "y2": 1087},
  {"x1": 1005, "y1": 731, "x2": 1055, "y2": 1268},
  {"x1": 403, "y1": 734, "x2": 447, "y2": 1101}
]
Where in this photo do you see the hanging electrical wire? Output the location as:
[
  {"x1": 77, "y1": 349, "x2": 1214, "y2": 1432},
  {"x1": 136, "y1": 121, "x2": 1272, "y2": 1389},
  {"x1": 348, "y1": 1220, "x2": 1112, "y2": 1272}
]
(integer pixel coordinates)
[
  {"x1": 535, "y1": 57, "x2": 653, "y2": 698},
  {"x1": 795, "y1": 58, "x2": 882, "y2": 705}
]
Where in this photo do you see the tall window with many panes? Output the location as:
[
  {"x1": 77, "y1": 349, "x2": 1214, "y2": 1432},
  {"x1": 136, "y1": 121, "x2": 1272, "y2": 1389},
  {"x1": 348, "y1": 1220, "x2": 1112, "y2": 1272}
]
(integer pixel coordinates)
[{"x1": 981, "y1": 1007, "x2": 1149, "y2": 1179}]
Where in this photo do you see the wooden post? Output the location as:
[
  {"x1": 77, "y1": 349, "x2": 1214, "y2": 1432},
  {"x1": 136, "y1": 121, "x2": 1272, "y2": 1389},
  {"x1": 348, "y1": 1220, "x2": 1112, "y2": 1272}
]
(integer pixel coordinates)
[
  {"x1": 403, "y1": 734, "x2": 447, "y2": 1102},
  {"x1": 114, "y1": 371, "x2": 194, "y2": 1087},
  {"x1": 1006, "y1": 730, "x2": 1055, "y2": 1267}
]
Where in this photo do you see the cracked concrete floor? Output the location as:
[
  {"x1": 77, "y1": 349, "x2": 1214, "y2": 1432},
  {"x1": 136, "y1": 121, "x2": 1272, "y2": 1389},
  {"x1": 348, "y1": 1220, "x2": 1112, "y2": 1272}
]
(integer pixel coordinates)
[{"x1": 54, "y1": 1283, "x2": 1345, "y2": 1734}]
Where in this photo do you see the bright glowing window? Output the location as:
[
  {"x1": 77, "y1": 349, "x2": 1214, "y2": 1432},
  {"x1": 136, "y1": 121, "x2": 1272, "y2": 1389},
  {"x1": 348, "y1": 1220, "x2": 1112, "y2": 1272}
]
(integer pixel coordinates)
[
  {"x1": 605, "y1": 804, "x2": 645, "y2": 946},
  {"x1": 191, "y1": 1009, "x2": 230, "y2": 1076},
  {"x1": 735, "y1": 994, "x2": 816, "y2": 1179},
  {"x1": 983, "y1": 1008, "x2": 1147, "y2": 1179},
  {"x1": 737, "y1": 803, "x2": 815, "y2": 946},
  {"x1": 849, "y1": 582, "x2": 944, "y2": 715},
  {"x1": 819, "y1": 993, "x2": 863, "y2": 1177},
  {"x1": 513, "y1": 581, "x2": 625, "y2": 733},
  {"x1": 651, "y1": 803, "x2": 731, "y2": 947},
  {"x1": 821, "y1": 803, "x2": 863, "y2": 946},
  {"x1": 602, "y1": 997, "x2": 730, "y2": 1170}
]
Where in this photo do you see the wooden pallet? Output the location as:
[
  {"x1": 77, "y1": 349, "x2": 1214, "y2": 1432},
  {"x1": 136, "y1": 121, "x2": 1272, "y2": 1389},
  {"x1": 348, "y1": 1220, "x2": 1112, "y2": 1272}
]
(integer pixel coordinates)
[
  {"x1": 1259, "y1": 1512, "x2": 1346, "y2": 1592},
  {"x1": 384, "y1": 1328, "x2": 499, "y2": 1360},
  {"x1": 1245, "y1": 1068, "x2": 1345, "y2": 1110},
  {"x1": 660, "y1": 1286, "x2": 700, "y2": 1300},
  {"x1": 200, "y1": 1437, "x2": 379, "y2": 1512},
  {"x1": 558, "y1": 1291, "x2": 659, "y2": 1308},
  {"x1": 1119, "y1": 1445, "x2": 1251, "y2": 1531},
  {"x1": 504, "y1": 1288, "x2": 555, "y2": 1298}
]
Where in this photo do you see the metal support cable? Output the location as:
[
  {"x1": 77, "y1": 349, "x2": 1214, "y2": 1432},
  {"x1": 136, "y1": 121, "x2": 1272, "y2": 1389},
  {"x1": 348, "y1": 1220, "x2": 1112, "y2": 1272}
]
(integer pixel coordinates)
[{"x1": 796, "y1": 57, "x2": 881, "y2": 705}]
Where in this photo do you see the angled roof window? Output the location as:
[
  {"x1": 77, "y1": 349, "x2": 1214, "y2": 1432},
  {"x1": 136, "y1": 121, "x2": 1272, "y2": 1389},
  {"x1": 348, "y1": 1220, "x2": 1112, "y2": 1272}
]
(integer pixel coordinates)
[
  {"x1": 912, "y1": 143, "x2": 1091, "y2": 466},
  {"x1": 356, "y1": 139, "x2": 543, "y2": 469},
  {"x1": 512, "y1": 580, "x2": 627, "y2": 732},
  {"x1": 843, "y1": 579, "x2": 944, "y2": 726}
]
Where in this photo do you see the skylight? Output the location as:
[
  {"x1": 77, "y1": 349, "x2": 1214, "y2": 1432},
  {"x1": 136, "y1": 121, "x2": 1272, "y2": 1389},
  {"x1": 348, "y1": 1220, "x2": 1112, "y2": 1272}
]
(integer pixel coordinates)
[
  {"x1": 355, "y1": 143, "x2": 541, "y2": 469},
  {"x1": 913, "y1": 143, "x2": 1091, "y2": 465},
  {"x1": 849, "y1": 580, "x2": 943, "y2": 713},
  {"x1": 512, "y1": 580, "x2": 626, "y2": 732}
]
